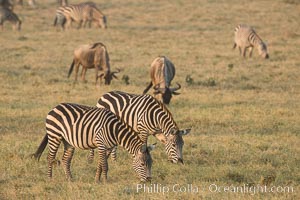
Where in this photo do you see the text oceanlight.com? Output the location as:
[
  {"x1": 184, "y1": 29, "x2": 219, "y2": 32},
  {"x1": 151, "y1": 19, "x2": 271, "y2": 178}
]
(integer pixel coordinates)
[{"x1": 136, "y1": 183, "x2": 294, "y2": 195}]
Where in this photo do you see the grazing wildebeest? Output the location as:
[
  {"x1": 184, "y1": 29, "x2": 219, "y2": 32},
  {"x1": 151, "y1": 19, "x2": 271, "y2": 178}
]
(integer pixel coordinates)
[
  {"x1": 68, "y1": 42, "x2": 119, "y2": 85},
  {"x1": 143, "y1": 56, "x2": 181, "y2": 104}
]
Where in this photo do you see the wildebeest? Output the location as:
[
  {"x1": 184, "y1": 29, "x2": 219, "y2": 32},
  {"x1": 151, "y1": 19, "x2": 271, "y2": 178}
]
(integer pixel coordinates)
[
  {"x1": 68, "y1": 42, "x2": 119, "y2": 85},
  {"x1": 143, "y1": 56, "x2": 181, "y2": 104}
]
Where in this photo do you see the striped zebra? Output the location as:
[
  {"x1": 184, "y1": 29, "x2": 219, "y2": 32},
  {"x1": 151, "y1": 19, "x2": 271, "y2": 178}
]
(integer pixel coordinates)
[
  {"x1": 0, "y1": 7, "x2": 21, "y2": 31},
  {"x1": 88, "y1": 91, "x2": 191, "y2": 164},
  {"x1": 233, "y1": 24, "x2": 269, "y2": 59},
  {"x1": 32, "y1": 103, "x2": 155, "y2": 183},
  {"x1": 0, "y1": 0, "x2": 13, "y2": 10},
  {"x1": 54, "y1": 3, "x2": 107, "y2": 30}
]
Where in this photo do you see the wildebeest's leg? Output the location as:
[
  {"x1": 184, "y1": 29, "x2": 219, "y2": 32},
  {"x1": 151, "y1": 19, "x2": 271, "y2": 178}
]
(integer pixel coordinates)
[
  {"x1": 81, "y1": 67, "x2": 87, "y2": 83},
  {"x1": 95, "y1": 67, "x2": 99, "y2": 85},
  {"x1": 143, "y1": 82, "x2": 153, "y2": 94},
  {"x1": 61, "y1": 140, "x2": 75, "y2": 181}
]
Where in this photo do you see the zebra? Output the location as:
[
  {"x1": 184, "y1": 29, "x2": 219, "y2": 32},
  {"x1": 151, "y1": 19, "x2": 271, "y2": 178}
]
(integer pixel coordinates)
[
  {"x1": 32, "y1": 103, "x2": 156, "y2": 183},
  {"x1": 53, "y1": 6, "x2": 67, "y2": 30},
  {"x1": 87, "y1": 91, "x2": 191, "y2": 164},
  {"x1": 233, "y1": 24, "x2": 269, "y2": 59},
  {"x1": 0, "y1": 0, "x2": 13, "y2": 10},
  {"x1": 54, "y1": 3, "x2": 107, "y2": 30},
  {"x1": 0, "y1": 7, "x2": 21, "y2": 31}
]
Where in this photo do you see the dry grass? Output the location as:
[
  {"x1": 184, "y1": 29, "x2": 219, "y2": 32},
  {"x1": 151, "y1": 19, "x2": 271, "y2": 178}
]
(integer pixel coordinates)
[{"x1": 0, "y1": 0, "x2": 299, "y2": 199}]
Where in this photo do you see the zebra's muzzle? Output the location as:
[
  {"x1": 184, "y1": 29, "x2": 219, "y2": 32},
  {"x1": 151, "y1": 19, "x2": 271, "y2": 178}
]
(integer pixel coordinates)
[
  {"x1": 146, "y1": 177, "x2": 152, "y2": 182},
  {"x1": 178, "y1": 158, "x2": 184, "y2": 164}
]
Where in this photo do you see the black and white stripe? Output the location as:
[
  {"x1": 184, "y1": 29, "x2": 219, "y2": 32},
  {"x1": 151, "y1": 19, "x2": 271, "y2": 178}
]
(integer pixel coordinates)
[
  {"x1": 233, "y1": 24, "x2": 269, "y2": 59},
  {"x1": 32, "y1": 103, "x2": 154, "y2": 182},
  {"x1": 0, "y1": 7, "x2": 21, "y2": 31},
  {"x1": 92, "y1": 91, "x2": 191, "y2": 164},
  {"x1": 54, "y1": 3, "x2": 106, "y2": 30}
]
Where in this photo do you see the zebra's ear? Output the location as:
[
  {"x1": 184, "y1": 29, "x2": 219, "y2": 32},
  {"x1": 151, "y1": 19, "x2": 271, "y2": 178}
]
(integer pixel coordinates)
[
  {"x1": 140, "y1": 144, "x2": 147, "y2": 153},
  {"x1": 148, "y1": 143, "x2": 157, "y2": 151},
  {"x1": 179, "y1": 128, "x2": 191, "y2": 136}
]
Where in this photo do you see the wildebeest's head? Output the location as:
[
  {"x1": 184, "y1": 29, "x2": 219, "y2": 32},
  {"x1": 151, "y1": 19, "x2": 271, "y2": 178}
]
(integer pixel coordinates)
[
  {"x1": 98, "y1": 68, "x2": 120, "y2": 85},
  {"x1": 153, "y1": 83, "x2": 181, "y2": 104}
]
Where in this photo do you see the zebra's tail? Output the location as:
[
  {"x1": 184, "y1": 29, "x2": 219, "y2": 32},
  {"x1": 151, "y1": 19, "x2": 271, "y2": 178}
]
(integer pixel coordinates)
[
  {"x1": 32, "y1": 134, "x2": 48, "y2": 161},
  {"x1": 68, "y1": 59, "x2": 75, "y2": 78},
  {"x1": 233, "y1": 43, "x2": 237, "y2": 49},
  {"x1": 53, "y1": 16, "x2": 58, "y2": 26}
]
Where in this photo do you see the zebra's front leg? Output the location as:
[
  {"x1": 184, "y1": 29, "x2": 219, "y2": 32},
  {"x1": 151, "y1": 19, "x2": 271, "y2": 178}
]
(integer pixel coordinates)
[
  {"x1": 62, "y1": 141, "x2": 75, "y2": 181},
  {"x1": 242, "y1": 47, "x2": 247, "y2": 58},
  {"x1": 95, "y1": 148, "x2": 108, "y2": 183},
  {"x1": 249, "y1": 47, "x2": 253, "y2": 57}
]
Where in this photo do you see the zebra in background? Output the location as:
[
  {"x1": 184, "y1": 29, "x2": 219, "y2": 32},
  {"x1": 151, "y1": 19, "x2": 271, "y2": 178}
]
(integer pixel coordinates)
[
  {"x1": 13, "y1": 0, "x2": 36, "y2": 8},
  {"x1": 88, "y1": 91, "x2": 191, "y2": 164},
  {"x1": 32, "y1": 103, "x2": 156, "y2": 183},
  {"x1": 57, "y1": 0, "x2": 68, "y2": 6},
  {"x1": 53, "y1": 2, "x2": 107, "y2": 30},
  {"x1": 233, "y1": 24, "x2": 269, "y2": 59},
  {"x1": 0, "y1": 0, "x2": 13, "y2": 10},
  {"x1": 0, "y1": 7, "x2": 21, "y2": 30}
]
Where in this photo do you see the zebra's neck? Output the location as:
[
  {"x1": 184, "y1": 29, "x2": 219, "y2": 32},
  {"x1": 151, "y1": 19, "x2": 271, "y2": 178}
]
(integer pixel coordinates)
[
  {"x1": 249, "y1": 31, "x2": 263, "y2": 47},
  {"x1": 115, "y1": 122, "x2": 143, "y2": 155}
]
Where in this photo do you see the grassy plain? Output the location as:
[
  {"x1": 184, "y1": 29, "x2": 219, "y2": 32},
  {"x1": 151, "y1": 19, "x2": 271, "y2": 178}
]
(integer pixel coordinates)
[{"x1": 0, "y1": 0, "x2": 299, "y2": 199}]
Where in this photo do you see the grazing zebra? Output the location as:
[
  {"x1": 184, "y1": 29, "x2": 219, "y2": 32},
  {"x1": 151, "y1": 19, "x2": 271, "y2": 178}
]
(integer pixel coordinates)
[
  {"x1": 0, "y1": 7, "x2": 21, "y2": 31},
  {"x1": 32, "y1": 103, "x2": 155, "y2": 183},
  {"x1": 54, "y1": 3, "x2": 107, "y2": 30},
  {"x1": 57, "y1": 0, "x2": 68, "y2": 6},
  {"x1": 88, "y1": 91, "x2": 191, "y2": 164},
  {"x1": 233, "y1": 24, "x2": 269, "y2": 59}
]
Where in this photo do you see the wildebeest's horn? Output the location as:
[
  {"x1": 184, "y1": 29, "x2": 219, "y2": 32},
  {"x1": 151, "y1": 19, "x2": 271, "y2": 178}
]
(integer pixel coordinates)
[
  {"x1": 112, "y1": 68, "x2": 121, "y2": 74},
  {"x1": 111, "y1": 68, "x2": 121, "y2": 79},
  {"x1": 170, "y1": 83, "x2": 181, "y2": 92}
]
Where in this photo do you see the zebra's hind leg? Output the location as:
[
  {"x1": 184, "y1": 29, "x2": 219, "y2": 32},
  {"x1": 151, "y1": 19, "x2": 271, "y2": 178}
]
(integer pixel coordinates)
[
  {"x1": 62, "y1": 140, "x2": 75, "y2": 181},
  {"x1": 95, "y1": 147, "x2": 108, "y2": 183},
  {"x1": 47, "y1": 138, "x2": 61, "y2": 179}
]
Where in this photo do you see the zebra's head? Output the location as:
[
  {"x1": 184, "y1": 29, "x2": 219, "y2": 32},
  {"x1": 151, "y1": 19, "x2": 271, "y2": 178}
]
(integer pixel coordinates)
[
  {"x1": 258, "y1": 42, "x2": 269, "y2": 59},
  {"x1": 99, "y1": 15, "x2": 107, "y2": 29},
  {"x1": 133, "y1": 143, "x2": 156, "y2": 182},
  {"x1": 162, "y1": 128, "x2": 191, "y2": 164}
]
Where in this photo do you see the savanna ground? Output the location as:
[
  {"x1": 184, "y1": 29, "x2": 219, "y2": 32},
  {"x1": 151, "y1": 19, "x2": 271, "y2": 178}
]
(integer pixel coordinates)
[{"x1": 0, "y1": 0, "x2": 299, "y2": 199}]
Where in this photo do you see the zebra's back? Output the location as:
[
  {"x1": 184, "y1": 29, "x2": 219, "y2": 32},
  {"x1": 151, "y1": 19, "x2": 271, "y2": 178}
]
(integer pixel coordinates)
[
  {"x1": 46, "y1": 103, "x2": 109, "y2": 149},
  {"x1": 233, "y1": 24, "x2": 269, "y2": 58}
]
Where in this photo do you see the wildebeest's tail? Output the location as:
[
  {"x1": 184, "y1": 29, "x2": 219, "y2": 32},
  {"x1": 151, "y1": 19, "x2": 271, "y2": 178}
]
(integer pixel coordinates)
[
  {"x1": 32, "y1": 134, "x2": 48, "y2": 161},
  {"x1": 68, "y1": 59, "x2": 75, "y2": 78}
]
